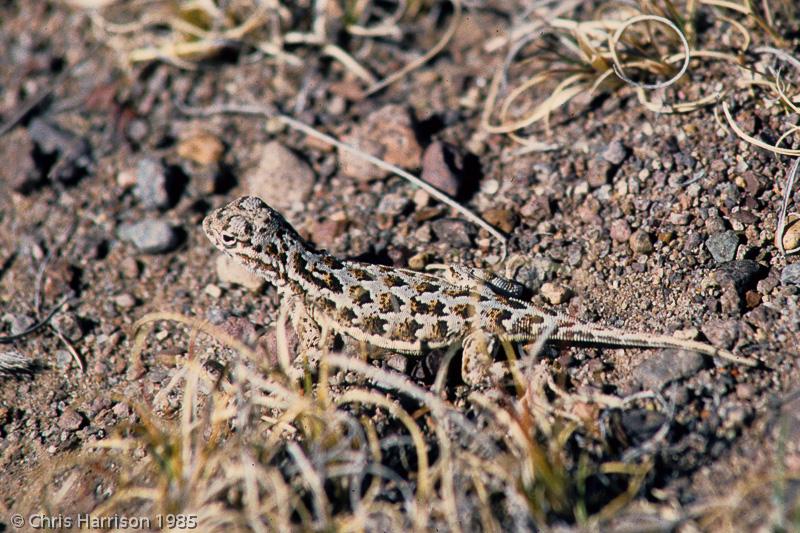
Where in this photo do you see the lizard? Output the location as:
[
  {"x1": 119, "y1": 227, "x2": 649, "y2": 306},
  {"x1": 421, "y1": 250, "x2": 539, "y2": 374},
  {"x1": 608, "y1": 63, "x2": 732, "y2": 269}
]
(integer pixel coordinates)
[{"x1": 203, "y1": 196, "x2": 757, "y2": 385}]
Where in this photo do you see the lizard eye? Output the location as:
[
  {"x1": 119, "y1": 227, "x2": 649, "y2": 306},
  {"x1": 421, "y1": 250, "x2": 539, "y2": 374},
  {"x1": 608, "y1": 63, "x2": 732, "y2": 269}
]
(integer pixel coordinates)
[{"x1": 220, "y1": 233, "x2": 237, "y2": 248}]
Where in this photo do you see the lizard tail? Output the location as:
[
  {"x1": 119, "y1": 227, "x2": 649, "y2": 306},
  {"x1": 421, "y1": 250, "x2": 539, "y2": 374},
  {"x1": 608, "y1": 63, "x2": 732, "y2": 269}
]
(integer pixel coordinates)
[{"x1": 548, "y1": 320, "x2": 758, "y2": 367}]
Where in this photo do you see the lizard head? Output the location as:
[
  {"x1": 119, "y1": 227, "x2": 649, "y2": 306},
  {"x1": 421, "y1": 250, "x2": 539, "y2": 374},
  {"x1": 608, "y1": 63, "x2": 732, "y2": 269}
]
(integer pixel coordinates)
[{"x1": 203, "y1": 196, "x2": 302, "y2": 285}]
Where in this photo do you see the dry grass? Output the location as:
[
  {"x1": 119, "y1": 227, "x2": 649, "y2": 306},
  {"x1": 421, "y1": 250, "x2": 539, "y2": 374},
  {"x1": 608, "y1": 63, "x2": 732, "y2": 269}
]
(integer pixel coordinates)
[
  {"x1": 74, "y1": 0, "x2": 461, "y2": 94},
  {"x1": 16, "y1": 312, "x2": 721, "y2": 530}
]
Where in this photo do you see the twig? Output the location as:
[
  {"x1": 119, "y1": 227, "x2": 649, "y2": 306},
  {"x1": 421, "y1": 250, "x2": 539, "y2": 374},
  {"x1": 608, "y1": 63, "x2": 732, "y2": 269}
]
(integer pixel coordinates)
[
  {"x1": 775, "y1": 157, "x2": 800, "y2": 255},
  {"x1": 0, "y1": 296, "x2": 70, "y2": 344},
  {"x1": 609, "y1": 15, "x2": 690, "y2": 90},
  {"x1": 365, "y1": 0, "x2": 462, "y2": 95},
  {"x1": 0, "y1": 45, "x2": 98, "y2": 138},
  {"x1": 176, "y1": 101, "x2": 508, "y2": 257}
]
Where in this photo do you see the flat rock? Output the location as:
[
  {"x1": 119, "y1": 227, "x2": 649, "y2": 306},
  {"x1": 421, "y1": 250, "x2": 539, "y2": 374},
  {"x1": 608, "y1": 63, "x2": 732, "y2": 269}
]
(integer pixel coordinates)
[
  {"x1": 632, "y1": 350, "x2": 704, "y2": 390},
  {"x1": 245, "y1": 141, "x2": 315, "y2": 209},
  {"x1": 421, "y1": 141, "x2": 462, "y2": 196},
  {"x1": 781, "y1": 263, "x2": 800, "y2": 285},
  {"x1": 705, "y1": 230, "x2": 739, "y2": 263},
  {"x1": 118, "y1": 220, "x2": 180, "y2": 254},
  {"x1": 135, "y1": 158, "x2": 171, "y2": 209},
  {"x1": 338, "y1": 104, "x2": 422, "y2": 181},
  {"x1": 714, "y1": 259, "x2": 764, "y2": 293}
]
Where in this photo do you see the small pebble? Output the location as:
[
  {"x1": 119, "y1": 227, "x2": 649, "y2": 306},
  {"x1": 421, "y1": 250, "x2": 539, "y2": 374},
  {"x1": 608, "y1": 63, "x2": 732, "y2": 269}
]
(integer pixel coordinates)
[
  {"x1": 587, "y1": 160, "x2": 612, "y2": 187},
  {"x1": 540, "y1": 282, "x2": 571, "y2": 305},
  {"x1": 55, "y1": 349, "x2": 73, "y2": 369},
  {"x1": 5, "y1": 314, "x2": 35, "y2": 336},
  {"x1": 215, "y1": 255, "x2": 265, "y2": 291},
  {"x1": 421, "y1": 141, "x2": 462, "y2": 197},
  {"x1": 113, "y1": 293, "x2": 136, "y2": 309},
  {"x1": 430, "y1": 219, "x2": 475, "y2": 247},
  {"x1": 629, "y1": 229, "x2": 653, "y2": 254},
  {"x1": 245, "y1": 141, "x2": 315, "y2": 210},
  {"x1": 482, "y1": 208, "x2": 518, "y2": 233},
  {"x1": 204, "y1": 284, "x2": 222, "y2": 298},
  {"x1": 135, "y1": 158, "x2": 171, "y2": 210},
  {"x1": 177, "y1": 132, "x2": 224, "y2": 166},
  {"x1": 610, "y1": 219, "x2": 632, "y2": 243},
  {"x1": 782, "y1": 216, "x2": 800, "y2": 251},
  {"x1": 118, "y1": 220, "x2": 180, "y2": 254},
  {"x1": 602, "y1": 140, "x2": 628, "y2": 165},
  {"x1": 58, "y1": 408, "x2": 84, "y2": 431},
  {"x1": 339, "y1": 104, "x2": 422, "y2": 181},
  {"x1": 632, "y1": 350, "x2": 704, "y2": 390},
  {"x1": 781, "y1": 263, "x2": 800, "y2": 285},
  {"x1": 705, "y1": 230, "x2": 739, "y2": 263}
]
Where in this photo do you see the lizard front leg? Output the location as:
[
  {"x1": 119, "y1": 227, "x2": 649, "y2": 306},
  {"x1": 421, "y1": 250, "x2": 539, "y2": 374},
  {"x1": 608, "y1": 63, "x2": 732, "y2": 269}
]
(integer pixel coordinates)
[{"x1": 460, "y1": 331, "x2": 498, "y2": 385}]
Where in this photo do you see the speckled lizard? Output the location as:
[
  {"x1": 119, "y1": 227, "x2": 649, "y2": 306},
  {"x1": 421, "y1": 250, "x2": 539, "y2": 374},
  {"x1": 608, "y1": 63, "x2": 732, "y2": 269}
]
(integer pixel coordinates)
[{"x1": 203, "y1": 196, "x2": 756, "y2": 384}]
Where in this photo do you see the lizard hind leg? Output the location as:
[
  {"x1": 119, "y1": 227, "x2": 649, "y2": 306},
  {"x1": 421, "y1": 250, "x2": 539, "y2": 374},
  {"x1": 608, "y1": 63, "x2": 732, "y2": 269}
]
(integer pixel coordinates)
[{"x1": 461, "y1": 331, "x2": 498, "y2": 386}]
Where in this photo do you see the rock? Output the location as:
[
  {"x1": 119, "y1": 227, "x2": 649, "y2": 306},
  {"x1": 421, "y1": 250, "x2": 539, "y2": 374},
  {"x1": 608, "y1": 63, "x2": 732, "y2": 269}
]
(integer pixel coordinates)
[
  {"x1": 55, "y1": 350, "x2": 73, "y2": 369},
  {"x1": 118, "y1": 220, "x2": 180, "y2": 254},
  {"x1": 310, "y1": 217, "x2": 347, "y2": 249},
  {"x1": 135, "y1": 158, "x2": 171, "y2": 209},
  {"x1": 58, "y1": 408, "x2": 84, "y2": 431},
  {"x1": 119, "y1": 257, "x2": 140, "y2": 279},
  {"x1": 781, "y1": 217, "x2": 800, "y2": 251},
  {"x1": 430, "y1": 219, "x2": 476, "y2": 247},
  {"x1": 519, "y1": 195, "x2": 552, "y2": 223},
  {"x1": 377, "y1": 193, "x2": 411, "y2": 218},
  {"x1": 781, "y1": 263, "x2": 800, "y2": 285},
  {"x1": 632, "y1": 349, "x2": 704, "y2": 390},
  {"x1": 700, "y1": 319, "x2": 740, "y2": 349},
  {"x1": 1, "y1": 128, "x2": 39, "y2": 192},
  {"x1": 245, "y1": 141, "x2": 315, "y2": 209},
  {"x1": 28, "y1": 118, "x2": 91, "y2": 184},
  {"x1": 52, "y1": 312, "x2": 82, "y2": 341},
  {"x1": 338, "y1": 104, "x2": 422, "y2": 181},
  {"x1": 204, "y1": 284, "x2": 222, "y2": 298},
  {"x1": 421, "y1": 141, "x2": 462, "y2": 197},
  {"x1": 4, "y1": 314, "x2": 35, "y2": 336},
  {"x1": 177, "y1": 132, "x2": 224, "y2": 165},
  {"x1": 602, "y1": 140, "x2": 627, "y2": 165},
  {"x1": 540, "y1": 282, "x2": 571, "y2": 305},
  {"x1": 610, "y1": 219, "x2": 632, "y2": 243},
  {"x1": 215, "y1": 254, "x2": 265, "y2": 291},
  {"x1": 587, "y1": 160, "x2": 612, "y2": 187},
  {"x1": 219, "y1": 317, "x2": 259, "y2": 345},
  {"x1": 482, "y1": 208, "x2": 518, "y2": 233},
  {"x1": 113, "y1": 293, "x2": 136, "y2": 309},
  {"x1": 629, "y1": 229, "x2": 653, "y2": 254},
  {"x1": 713, "y1": 260, "x2": 763, "y2": 293},
  {"x1": 705, "y1": 230, "x2": 739, "y2": 263}
]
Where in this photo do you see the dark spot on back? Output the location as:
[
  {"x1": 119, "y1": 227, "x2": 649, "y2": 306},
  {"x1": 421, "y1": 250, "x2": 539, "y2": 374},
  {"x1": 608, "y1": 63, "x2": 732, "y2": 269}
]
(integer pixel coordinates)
[
  {"x1": 338, "y1": 307, "x2": 357, "y2": 323},
  {"x1": 415, "y1": 281, "x2": 439, "y2": 294},
  {"x1": 351, "y1": 268, "x2": 374, "y2": 282},
  {"x1": 378, "y1": 292, "x2": 401, "y2": 313},
  {"x1": 360, "y1": 315, "x2": 387, "y2": 336},
  {"x1": 384, "y1": 274, "x2": 407, "y2": 288},
  {"x1": 451, "y1": 303, "x2": 476, "y2": 319},
  {"x1": 349, "y1": 285, "x2": 373, "y2": 305}
]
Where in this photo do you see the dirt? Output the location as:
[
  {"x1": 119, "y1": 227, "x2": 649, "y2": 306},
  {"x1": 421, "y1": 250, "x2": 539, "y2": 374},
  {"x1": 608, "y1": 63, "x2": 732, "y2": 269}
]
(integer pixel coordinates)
[{"x1": 1, "y1": 1, "x2": 799, "y2": 530}]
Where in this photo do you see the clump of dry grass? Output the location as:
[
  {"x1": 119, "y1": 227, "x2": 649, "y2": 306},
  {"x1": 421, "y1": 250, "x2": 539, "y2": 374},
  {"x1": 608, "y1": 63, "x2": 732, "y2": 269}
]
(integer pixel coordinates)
[
  {"x1": 19, "y1": 312, "x2": 702, "y2": 530},
  {"x1": 71, "y1": 0, "x2": 461, "y2": 94},
  {"x1": 482, "y1": 0, "x2": 798, "y2": 151}
]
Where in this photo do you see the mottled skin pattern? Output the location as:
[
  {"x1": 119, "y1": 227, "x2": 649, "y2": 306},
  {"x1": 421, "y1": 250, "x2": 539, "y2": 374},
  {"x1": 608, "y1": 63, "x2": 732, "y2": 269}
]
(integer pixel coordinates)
[{"x1": 203, "y1": 196, "x2": 756, "y2": 384}]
